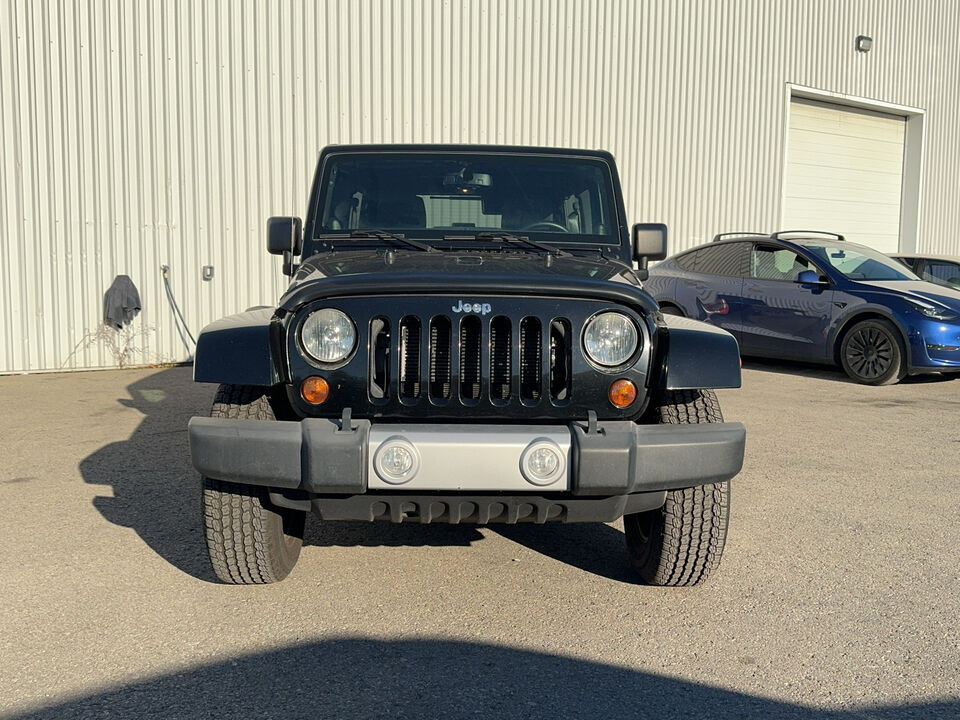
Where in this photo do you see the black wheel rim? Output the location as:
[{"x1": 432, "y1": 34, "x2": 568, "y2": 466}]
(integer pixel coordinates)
[
  {"x1": 628, "y1": 511, "x2": 656, "y2": 548},
  {"x1": 845, "y1": 327, "x2": 894, "y2": 379}
]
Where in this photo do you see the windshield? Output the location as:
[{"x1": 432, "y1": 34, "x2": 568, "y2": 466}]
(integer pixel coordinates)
[
  {"x1": 313, "y1": 153, "x2": 618, "y2": 244},
  {"x1": 800, "y1": 243, "x2": 920, "y2": 281}
]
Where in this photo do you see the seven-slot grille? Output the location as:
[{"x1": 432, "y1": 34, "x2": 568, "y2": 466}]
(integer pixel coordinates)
[{"x1": 369, "y1": 313, "x2": 572, "y2": 406}]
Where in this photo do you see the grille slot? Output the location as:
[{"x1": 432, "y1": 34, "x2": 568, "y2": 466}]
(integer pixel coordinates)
[
  {"x1": 490, "y1": 316, "x2": 512, "y2": 402},
  {"x1": 429, "y1": 316, "x2": 452, "y2": 400},
  {"x1": 550, "y1": 319, "x2": 572, "y2": 401},
  {"x1": 520, "y1": 317, "x2": 542, "y2": 402},
  {"x1": 399, "y1": 316, "x2": 421, "y2": 399},
  {"x1": 369, "y1": 317, "x2": 391, "y2": 399},
  {"x1": 459, "y1": 315, "x2": 482, "y2": 403}
]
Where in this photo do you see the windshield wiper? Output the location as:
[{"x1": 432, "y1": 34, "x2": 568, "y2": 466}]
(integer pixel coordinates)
[
  {"x1": 317, "y1": 230, "x2": 437, "y2": 252},
  {"x1": 442, "y1": 232, "x2": 568, "y2": 256}
]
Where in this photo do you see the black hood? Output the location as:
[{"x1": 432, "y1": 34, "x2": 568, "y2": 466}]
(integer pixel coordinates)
[
  {"x1": 279, "y1": 249, "x2": 657, "y2": 313},
  {"x1": 292, "y1": 249, "x2": 638, "y2": 284}
]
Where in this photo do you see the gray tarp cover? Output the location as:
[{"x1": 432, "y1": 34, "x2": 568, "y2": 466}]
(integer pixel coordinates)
[{"x1": 103, "y1": 275, "x2": 142, "y2": 329}]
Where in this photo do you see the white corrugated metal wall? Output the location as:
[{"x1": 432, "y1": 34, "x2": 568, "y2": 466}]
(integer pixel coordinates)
[{"x1": 2, "y1": 0, "x2": 959, "y2": 373}]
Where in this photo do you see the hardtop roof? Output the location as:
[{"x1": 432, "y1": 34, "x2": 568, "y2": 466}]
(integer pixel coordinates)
[{"x1": 318, "y1": 143, "x2": 616, "y2": 161}]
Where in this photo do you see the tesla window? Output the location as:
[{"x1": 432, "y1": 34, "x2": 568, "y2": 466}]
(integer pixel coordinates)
[
  {"x1": 697, "y1": 243, "x2": 749, "y2": 277},
  {"x1": 750, "y1": 245, "x2": 815, "y2": 281},
  {"x1": 801, "y1": 244, "x2": 918, "y2": 281}
]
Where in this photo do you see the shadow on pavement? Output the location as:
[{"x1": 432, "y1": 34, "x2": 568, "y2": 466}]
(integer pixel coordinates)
[
  {"x1": 8, "y1": 638, "x2": 957, "y2": 720},
  {"x1": 78, "y1": 368, "x2": 483, "y2": 583},
  {"x1": 493, "y1": 522, "x2": 637, "y2": 583},
  {"x1": 78, "y1": 366, "x2": 219, "y2": 582},
  {"x1": 741, "y1": 356, "x2": 958, "y2": 384}
]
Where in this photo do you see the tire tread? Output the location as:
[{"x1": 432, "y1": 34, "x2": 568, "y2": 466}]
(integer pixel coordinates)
[
  {"x1": 625, "y1": 389, "x2": 730, "y2": 587},
  {"x1": 201, "y1": 384, "x2": 304, "y2": 584}
]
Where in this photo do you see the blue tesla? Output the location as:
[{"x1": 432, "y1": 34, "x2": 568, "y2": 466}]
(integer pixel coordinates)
[{"x1": 644, "y1": 231, "x2": 960, "y2": 385}]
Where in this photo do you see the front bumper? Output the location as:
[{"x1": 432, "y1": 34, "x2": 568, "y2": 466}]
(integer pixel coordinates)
[
  {"x1": 189, "y1": 417, "x2": 745, "y2": 506},
  {"x1": 907, "y1": 317, "x2": 960, "y2": 372}
]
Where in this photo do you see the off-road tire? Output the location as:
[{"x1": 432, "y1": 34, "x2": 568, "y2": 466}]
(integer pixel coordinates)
[
  {"x1": 658, "y1": 304, "x2": 684, "y2": 316},
  {"x1": 624, "y1": 389, "x2": 730, "y2": 586},
  {"x1": 201, "y1": 384, "x2": 306, "y2": 584},
  {"x1": 839, "y1": 318, "x2": 907, "y2": 386}
]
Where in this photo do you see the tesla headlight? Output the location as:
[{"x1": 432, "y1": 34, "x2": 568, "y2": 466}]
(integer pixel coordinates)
[
  {"x1": 300, "y1": 308, "x2": 357, "y2": 363},
  {"x1": 910, "y1": 301, "x2": 959, "y2": 321},
  {"x1": 583, "y1": 312, "x2": 639, "y2": 367}
]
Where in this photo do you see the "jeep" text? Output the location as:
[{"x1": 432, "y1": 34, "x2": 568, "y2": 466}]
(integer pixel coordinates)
[{"x1": 452, "y1": 300, "x2": 492, "y2": 315}]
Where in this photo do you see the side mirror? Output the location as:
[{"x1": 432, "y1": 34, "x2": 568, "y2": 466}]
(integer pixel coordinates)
[
  {"x1": 267, "y1": 217, "x2": 303, "y2": 255},
  {"x1": 795, "y1": 269, "x2": 827, "y2": 285},
  {"x1": 632, "y1": 223, "x2": 668, "y2": 262},
  {"x1": 267, "y1": 217, "x2": 303, "y2": 277},
  {"x1": 631, "y1": 223, "x2": 668, "y2": 280}
]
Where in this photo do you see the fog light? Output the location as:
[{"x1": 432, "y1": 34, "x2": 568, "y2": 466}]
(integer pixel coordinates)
[
  {"x1": 608, "y1": 379, "x2": 637, "y2": 408},
  {"x1": 520, "y1": 439, "x2": 565, "y2": 486},
  {"x1": 301, "y1": 376, "x2": 330, "y2": 405},
  {"x1": 374, "y1": 438, "x2": 420, "y2": 484}
]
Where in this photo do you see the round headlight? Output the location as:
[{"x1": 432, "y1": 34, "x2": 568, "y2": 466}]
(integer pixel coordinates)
[
  {"x1": 300, "y1": 308, "x2": 357, "y2": 364},
  {"x1": 583, "y1": 312, "x2": 639, "y2": 367}
]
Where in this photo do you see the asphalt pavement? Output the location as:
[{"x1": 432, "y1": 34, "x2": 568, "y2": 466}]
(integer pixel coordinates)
[{"x1": 1, "y1": 361, "x2": 958, "y2": 719}]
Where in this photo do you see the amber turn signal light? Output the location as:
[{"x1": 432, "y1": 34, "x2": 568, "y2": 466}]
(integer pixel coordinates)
[
  {"x1": 608, "y1": 379, "x2": 637, "y2": 408},
  {"x1": 301, "y1": 376, "x2": 330, "y2": 405}
]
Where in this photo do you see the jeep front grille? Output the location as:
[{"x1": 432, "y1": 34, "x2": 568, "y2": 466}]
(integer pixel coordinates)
[
  {"x1": 519, "y1": 317, "x2": 542, "y2": 402},
  {"x1": 428, "y1": 316, "x2": 452, "y2": 400},
  {"x1": 369, "y1": 312, "x2": 572, "y2": 407},
  {"x1": 459, "y1": 315, "x2": 483, "y2": 402},
  {"x1": 398, "y1": 316, "x2": 421, "y2": 400}
]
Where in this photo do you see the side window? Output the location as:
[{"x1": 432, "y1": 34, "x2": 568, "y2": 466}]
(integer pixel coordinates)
[
  {"x1": 674, "y1": 250, "x2": 699, "y2": 271},
  {"x1": 923, "y1": 261, "x2": 960, "y2": 287},
  {"x1": 895, "y1": 256, "x2": 918, "y2": 270},
  {"x1": 695, "y1": 242, "x2": 748, "y2": 277},
  {"x1": 750, "y1": 244, "x2": 814, "y2": 282}
]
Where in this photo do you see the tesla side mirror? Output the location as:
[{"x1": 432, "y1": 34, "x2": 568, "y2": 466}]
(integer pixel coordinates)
[
  {"x1": 795, "y1": 269, "x2": 827, "y2": 285},
  {"x1": 267, "y1": 216, "x2": 303, "y2": 277}
]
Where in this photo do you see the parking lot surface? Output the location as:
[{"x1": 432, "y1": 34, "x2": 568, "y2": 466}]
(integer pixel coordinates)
[{"x1": 1, "y1": 362, "x2": 958, "y2": 718}]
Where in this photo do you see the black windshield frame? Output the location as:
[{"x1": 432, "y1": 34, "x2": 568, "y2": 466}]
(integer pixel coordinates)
[{"x1": 303, "y1": 147, "x2": 630, "y2": 260}]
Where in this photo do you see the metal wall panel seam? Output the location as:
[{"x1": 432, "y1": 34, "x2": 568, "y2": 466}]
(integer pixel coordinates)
[{"x1": 0, "y1": 1, "x2": 17, "y2": 370}]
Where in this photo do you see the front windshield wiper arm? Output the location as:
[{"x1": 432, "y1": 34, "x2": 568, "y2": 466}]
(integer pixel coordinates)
[
  {"x1": 442, "y1": 232, "x2": 568, "y2": 256},
  {"x1": 318, "y1": 230, "x2": 437, "y2": 252}
]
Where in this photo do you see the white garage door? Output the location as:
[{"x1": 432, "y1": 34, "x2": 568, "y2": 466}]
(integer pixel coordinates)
[{"x1": 782, "y1": 99, "x2": 906, "y2": 253}]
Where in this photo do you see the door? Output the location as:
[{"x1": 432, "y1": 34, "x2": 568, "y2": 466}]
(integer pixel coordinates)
[
  {"x1": 675, "y1": 242, "x2": 748, "y2": 340},
  {"x1": 782, "y1": 99, "x2": 906, "y2": 253},
  {"x1": 740, "y1": 243, "x2": 835, "y2": 361}
]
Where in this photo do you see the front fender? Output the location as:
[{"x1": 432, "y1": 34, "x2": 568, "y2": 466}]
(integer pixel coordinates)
[
  {"x1": 194, "y1": 308, "x2": 284, "y2": 386},
  {"x1": 826, "y1": 299, "x2": 913, "y2": 367},
  {"x1": 660, "y1": 315, "x2": 741, "y2": 390}
]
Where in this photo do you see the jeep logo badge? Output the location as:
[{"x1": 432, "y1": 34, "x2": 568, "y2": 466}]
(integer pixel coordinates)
[{"x1": 452, "y1": 300, "x2": 492, "y2": 315}]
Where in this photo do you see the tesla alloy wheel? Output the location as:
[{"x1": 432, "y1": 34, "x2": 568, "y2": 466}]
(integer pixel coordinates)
[{"x1": 840, "y1": 319, "x2": 907, "y2": 386}]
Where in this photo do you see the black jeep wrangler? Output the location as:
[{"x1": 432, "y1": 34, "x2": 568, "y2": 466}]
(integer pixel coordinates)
[{"x1": 188, "y1": 145, "x2": 745, "y2": 586}]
